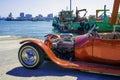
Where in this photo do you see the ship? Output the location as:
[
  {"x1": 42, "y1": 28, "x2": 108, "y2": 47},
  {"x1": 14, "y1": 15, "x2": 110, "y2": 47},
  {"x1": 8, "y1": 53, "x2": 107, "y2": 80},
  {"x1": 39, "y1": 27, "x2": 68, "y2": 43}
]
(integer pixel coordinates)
[{"x1": 52, "y1": 0, "x2": 120, "y2": 34}]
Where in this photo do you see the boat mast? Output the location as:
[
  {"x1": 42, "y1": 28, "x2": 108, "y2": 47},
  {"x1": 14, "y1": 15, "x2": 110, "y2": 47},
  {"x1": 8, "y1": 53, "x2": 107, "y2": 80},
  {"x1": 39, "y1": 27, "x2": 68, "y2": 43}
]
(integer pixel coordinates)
[{"x1": 70, "y1": 0, "x2": 72, "y2": 11}]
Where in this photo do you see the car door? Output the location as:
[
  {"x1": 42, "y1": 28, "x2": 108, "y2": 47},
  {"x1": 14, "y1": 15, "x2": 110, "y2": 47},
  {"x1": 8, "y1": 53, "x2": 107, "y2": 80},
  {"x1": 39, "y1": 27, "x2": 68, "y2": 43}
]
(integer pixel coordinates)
[
  {"x1": 75, "y1": 35, "x2": 93, "y2": 61},
  {"x1": 93, "y1": 38, "x2": 120, "y2": 64}
]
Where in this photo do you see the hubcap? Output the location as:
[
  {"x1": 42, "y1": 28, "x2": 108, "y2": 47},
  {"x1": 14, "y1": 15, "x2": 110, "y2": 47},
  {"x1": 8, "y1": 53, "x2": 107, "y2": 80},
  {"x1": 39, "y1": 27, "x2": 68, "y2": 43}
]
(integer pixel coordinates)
[{"x1": 22, "y1": 48, "x2": 37, "y2": 65}]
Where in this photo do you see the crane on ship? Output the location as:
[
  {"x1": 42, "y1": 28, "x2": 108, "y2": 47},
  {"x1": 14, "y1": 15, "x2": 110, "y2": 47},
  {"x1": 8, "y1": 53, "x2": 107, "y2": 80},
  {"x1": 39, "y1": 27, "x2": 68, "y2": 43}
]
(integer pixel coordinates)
[
  {"x1": 70, "y1": 0, "x2": 120, "y2": 24},
  {"x1": 111, "y1": 0, "x2": 120, "y2": 25},
  {"x1": 85, "y1": 0, "x2": 120, "y2": 32}
]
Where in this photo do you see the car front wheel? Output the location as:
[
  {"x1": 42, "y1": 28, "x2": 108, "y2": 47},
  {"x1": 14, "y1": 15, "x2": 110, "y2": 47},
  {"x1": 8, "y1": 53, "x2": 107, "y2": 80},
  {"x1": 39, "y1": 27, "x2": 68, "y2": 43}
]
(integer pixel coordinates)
[{"x1": 18, "y1": 43, "x2": 44, "y2": 69}]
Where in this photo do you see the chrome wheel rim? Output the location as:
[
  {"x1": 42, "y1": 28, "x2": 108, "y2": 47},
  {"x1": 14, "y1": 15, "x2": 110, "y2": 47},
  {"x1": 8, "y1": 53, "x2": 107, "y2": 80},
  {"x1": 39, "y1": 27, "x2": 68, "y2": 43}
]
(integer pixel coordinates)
[{"x1": 22, "y1": 48, "x2": 37, "y2": 65}]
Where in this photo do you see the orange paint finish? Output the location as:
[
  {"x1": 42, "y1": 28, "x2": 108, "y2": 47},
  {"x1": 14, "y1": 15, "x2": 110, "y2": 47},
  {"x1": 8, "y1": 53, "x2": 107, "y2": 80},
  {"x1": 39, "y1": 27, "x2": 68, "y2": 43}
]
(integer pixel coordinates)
[
  {"x1": 93, "y1": 38, "x2": 120, "y2": 65},
  {"x1": 74, "y1": 35, "x2": 93, "y2": 61}
]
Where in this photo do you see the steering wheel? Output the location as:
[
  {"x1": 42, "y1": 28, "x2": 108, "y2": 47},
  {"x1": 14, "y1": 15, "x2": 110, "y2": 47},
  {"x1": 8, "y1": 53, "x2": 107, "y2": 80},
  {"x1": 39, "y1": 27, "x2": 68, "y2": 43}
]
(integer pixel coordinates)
[{"x1": 88, "y1": 24, "x2": 100, "y2": 38}]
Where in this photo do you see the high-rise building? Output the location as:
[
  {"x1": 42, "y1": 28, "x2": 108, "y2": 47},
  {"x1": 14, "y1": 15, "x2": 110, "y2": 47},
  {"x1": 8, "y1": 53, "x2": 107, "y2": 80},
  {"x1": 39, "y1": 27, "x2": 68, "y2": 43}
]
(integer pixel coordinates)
[
  {"x1": 35, "y1": 14, "x2": 44, "y2": 20},
  {"x1": 6, "y1": 12, "x2": 14, "y2": 20},
  {"x1": 8, "y1": 12, "x2": 13, "y2": 18},
  {"x1": 25, "y1": 14, "x2": 32, "y2": 20},
  {"x1": 0, "y1": 16, "x2": 1, "y2": 20},
  {"x1": 47, "y1": 13, "x2": 53, "y2": 19},
  {"x1": 20, "y1": 12, "x2": 24, "y2": 18}
]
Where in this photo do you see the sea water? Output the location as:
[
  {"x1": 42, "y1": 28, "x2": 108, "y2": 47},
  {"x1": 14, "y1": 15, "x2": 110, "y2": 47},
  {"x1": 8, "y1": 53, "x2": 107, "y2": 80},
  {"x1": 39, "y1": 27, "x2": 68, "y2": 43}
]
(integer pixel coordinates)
[{"x1": 0, "y1": 20, "x2": 54, "y2": 39}]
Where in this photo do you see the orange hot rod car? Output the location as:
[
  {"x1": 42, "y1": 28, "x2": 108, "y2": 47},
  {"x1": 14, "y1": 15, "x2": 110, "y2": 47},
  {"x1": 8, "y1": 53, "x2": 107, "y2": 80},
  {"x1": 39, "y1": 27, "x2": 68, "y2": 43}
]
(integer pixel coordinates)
[{"x1": 18, "y1": 24, "x2": 120, "y2": 76}]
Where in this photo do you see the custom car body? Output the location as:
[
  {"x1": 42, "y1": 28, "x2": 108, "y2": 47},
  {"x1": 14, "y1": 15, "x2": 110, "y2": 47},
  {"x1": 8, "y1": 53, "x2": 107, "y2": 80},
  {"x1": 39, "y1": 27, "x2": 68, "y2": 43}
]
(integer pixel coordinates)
[{"x1": 18, "y1": 25, "x2": 120, "y2": 76}]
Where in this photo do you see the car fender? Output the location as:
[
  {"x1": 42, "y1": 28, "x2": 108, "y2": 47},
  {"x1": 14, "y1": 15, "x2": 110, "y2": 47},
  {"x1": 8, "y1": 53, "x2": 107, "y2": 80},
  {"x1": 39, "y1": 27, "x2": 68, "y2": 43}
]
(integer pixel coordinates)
[{"x1": 20, "y1": 39, "x2": 79, "y2": 68}]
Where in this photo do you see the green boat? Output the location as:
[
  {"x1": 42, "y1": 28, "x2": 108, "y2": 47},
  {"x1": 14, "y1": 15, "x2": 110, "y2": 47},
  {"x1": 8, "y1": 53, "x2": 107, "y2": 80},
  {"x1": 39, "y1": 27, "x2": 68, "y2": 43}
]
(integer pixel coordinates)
[
  {"x1": 52, "y1": 8, "x2": 88, "y2": 34},
  {"x1": 52, "y1": 0, "x2": 120, "y2": 34}
]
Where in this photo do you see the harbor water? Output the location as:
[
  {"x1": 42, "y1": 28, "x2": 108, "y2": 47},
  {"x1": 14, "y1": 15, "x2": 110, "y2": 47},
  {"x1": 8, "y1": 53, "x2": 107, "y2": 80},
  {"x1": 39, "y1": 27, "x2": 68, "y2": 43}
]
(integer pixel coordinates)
[{"x1": 0, "y1": 21, "x2": 54, "y2": 39}]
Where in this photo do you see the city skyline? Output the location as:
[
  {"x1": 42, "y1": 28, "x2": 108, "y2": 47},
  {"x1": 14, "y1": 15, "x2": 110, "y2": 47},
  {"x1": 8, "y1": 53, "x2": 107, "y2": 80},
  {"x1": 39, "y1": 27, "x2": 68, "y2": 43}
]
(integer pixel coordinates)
[
  {"x1": 0, "y1": 0, "x2": 119, "y2": 17},
  {"x1": 3, "y1": 12, "x2": 53, "y2": 18},
  {"x1": 1, "y1": 12, "x2": 53, "y2": 21}
]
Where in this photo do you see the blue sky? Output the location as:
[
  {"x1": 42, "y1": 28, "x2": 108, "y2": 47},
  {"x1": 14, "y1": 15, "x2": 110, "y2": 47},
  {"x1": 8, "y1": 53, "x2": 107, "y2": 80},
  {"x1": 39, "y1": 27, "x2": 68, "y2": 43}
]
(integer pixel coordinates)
[{"x1": 0, "y1": 0, "x2": 118, "y2": 17}]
